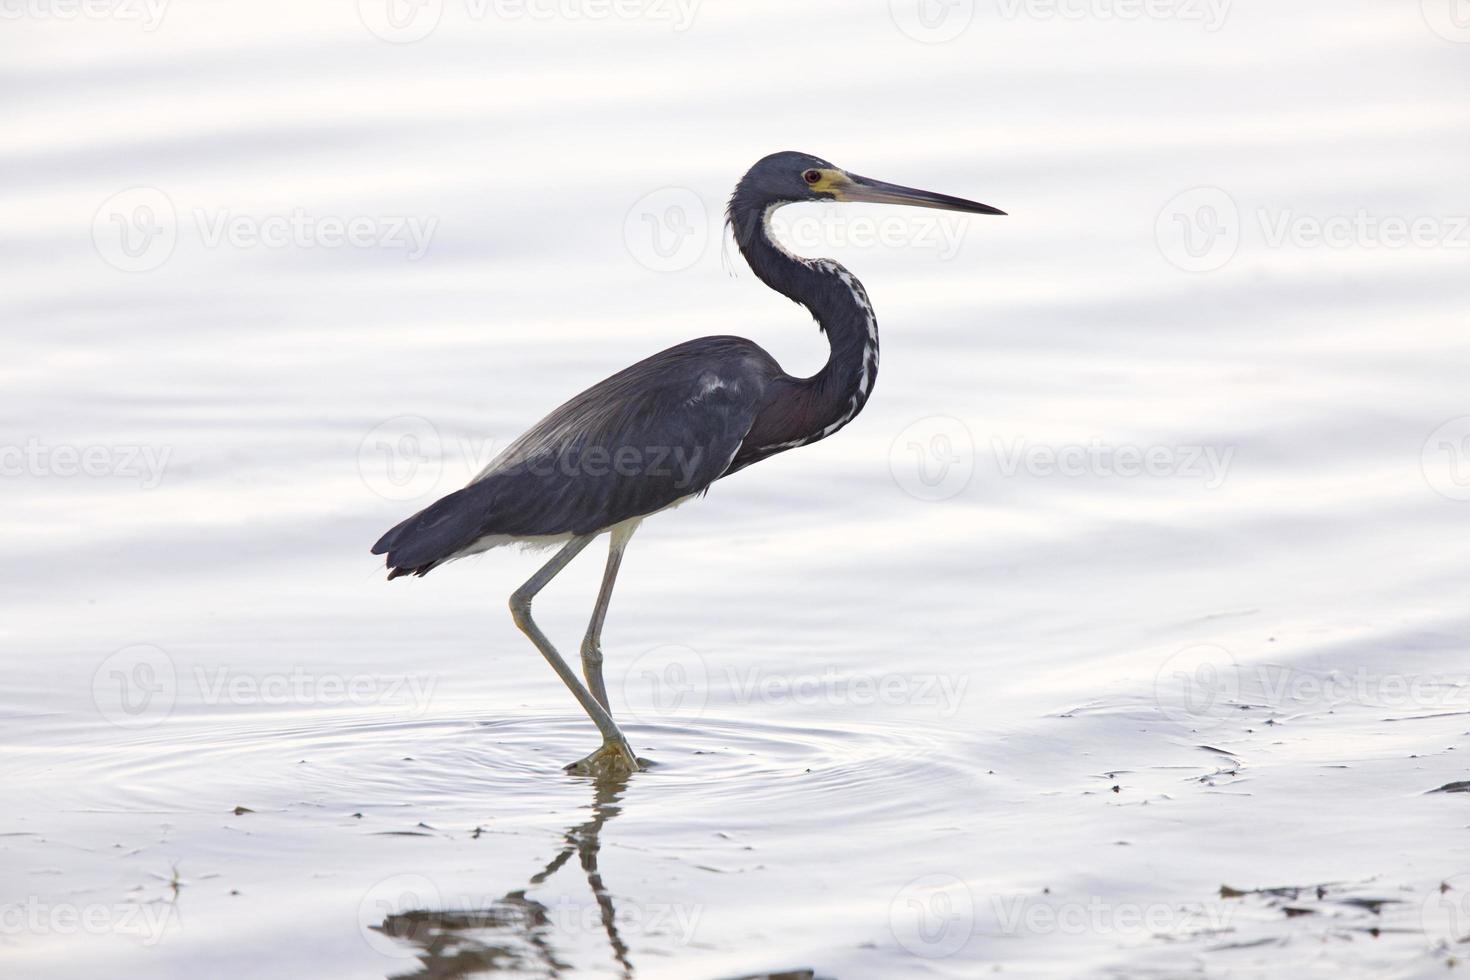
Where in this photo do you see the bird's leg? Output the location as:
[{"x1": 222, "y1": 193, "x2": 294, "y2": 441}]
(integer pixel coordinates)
[
  {"x1": 509, "y1": 535, "x2": 641, "y2": 775},
  {"x1": 581, "y1": 521, "x2": 638, "y2": 712}
]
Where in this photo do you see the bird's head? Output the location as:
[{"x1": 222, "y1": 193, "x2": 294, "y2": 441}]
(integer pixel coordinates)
[{"x1": 731, "y1": 150, "x2": 1005, "y2": 221}]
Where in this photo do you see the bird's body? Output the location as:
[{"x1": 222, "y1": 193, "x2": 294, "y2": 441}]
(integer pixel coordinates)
[
  {"x1": 371, "y1": 151, "x2": 1001, "y2": 775},
  {"x1": 374, "y1": 230, "x2": 881, "y2": 579},
  {"x1": 373, "y1": 336, "x2": 775, "y2": 575}
]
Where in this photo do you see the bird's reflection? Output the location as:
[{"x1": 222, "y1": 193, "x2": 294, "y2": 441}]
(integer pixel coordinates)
[
  {"x1": 373, "y1": 771, "x2": 633, "y2": 979},
  {"x1": 371, "y1": 774, "x2": 819, "y2": 980}
]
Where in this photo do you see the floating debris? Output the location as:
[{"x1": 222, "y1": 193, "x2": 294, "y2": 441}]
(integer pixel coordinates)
[{"x1": 1428, "y1": 781, "x2": 1470, "y2": 794}]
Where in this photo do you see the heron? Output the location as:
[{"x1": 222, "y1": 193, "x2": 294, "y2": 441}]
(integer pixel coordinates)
[{"x1": 372, "y1": 151, "x2": 1003, "y2": 776}]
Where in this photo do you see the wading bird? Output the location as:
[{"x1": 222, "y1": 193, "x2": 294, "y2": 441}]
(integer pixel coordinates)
[{"x1": 372, "y1": 151, "x2": 1003, "y2": 776}]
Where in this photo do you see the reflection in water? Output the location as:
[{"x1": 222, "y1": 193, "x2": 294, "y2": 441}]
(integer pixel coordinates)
[
  {"x1": 374, "y1": 772, "x2": 633, "y2": 978},
  {"x1": 371, "y1": 771, "x2": 821, "y2": 979}
]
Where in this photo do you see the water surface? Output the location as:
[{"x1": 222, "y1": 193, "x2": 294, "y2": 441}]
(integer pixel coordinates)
[{"x1": 5, "y1": 1, "x2": 1470, "y2": 976}]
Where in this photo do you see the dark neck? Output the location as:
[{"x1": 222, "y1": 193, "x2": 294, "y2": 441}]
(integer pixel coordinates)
[{"x1": 729, "y1": 202, "x2": 879, "y2": 445}]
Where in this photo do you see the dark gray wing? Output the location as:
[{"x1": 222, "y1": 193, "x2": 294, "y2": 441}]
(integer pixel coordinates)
[{"x1": 372, "y1": 337, "x2": 773, "y2": 577}]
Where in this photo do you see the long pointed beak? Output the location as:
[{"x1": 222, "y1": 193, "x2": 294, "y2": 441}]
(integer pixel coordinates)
[{"x1": 838, "y1": 173, "x2": 1005, "y2": 215}]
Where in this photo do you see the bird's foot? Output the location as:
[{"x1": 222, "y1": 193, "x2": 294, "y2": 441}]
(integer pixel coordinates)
[{"x1": 564, "y1": 738, "x2": 646, "y2": 778}]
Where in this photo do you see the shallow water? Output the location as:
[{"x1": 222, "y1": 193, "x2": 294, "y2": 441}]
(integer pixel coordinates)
[{"x1": 5, "y1": 0, "x2": 1470, "y2": 976}]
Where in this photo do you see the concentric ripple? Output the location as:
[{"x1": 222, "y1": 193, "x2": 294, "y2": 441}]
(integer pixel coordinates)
[{"x1": 25, "y1": 707, "x2": 990, "y2": 832}]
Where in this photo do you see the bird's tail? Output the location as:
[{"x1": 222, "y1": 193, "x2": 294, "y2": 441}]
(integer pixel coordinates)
[{"x1": 371, "y1": 482, "x2": 495, "y2": 579}]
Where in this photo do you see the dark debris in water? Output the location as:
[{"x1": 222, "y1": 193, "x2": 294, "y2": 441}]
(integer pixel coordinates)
[
  {"x1": 1209, "y1": 937, "x2": 1282, "y2": 952},
  {"x1": 1220, "y1": 881, "x2": 1404, "y2": 917},
  {"x1": 1337, "y1": 896, "x2": 1401, "y2": 914},
  {"x1": 1428, "y1": 780, "x2": 1470, "y2": 794},
  {"x1": 1221, "y1": 883, "x2": 1332, "y2": 901},
  {"x1": 1201, "y1": 877, "x2": 1448, "y2": 960},
  {"x1": 371, "y1": 821, "x2": 442, "y2": 838}
]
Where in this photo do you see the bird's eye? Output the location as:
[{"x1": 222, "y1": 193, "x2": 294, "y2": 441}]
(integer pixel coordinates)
[{"x1": 802, "y1": 169, "x2": 821, "y2": 185}]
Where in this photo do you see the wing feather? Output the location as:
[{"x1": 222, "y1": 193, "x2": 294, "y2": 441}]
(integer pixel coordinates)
[{"x1": 372, "y1": 337, "x2": 773, "y2": 576}]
